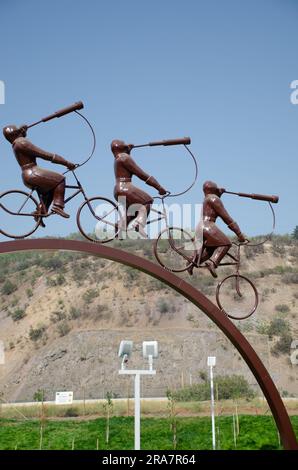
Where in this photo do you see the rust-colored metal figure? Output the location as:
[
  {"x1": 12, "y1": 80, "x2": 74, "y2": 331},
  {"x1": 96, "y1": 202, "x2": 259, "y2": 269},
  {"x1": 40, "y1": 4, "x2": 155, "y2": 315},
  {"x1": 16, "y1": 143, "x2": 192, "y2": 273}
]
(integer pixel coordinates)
[
  {"x1": 111, "y1": 140, "x2": 167, "y2": 237},
  {"x1": 3, "y1": 125, "x2": 76, "y2": 220},
  {"x1": 188, "y1": 180, "x2": 247, "y2": 277}
]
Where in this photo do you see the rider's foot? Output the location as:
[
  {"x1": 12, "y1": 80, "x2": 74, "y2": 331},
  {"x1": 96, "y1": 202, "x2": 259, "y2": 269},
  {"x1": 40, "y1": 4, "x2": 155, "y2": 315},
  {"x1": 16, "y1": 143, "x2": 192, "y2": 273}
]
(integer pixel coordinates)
[
  {"x1": 134, "y1": 224, "x2": 148, "y2": 239},
  {"x1": 31, "y1": 210, "x2": 46, "y2": 227},
  {"x1": 51, "y1": 205, "x2": 70, "y2": 219},
  {"x1": 187, "y1": 264, "x2": 194, "y2": 275},
  {"x1": 205, "y1": 260, "x2": 218, "y2": 278}
]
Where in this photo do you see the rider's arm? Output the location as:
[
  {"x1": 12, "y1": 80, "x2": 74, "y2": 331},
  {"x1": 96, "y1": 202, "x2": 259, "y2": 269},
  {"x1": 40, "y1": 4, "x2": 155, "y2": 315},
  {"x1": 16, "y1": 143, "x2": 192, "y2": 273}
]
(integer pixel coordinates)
[
  {"x1": 212, "y1": 196, "x2": 245, "y2": 241},
  {"x1": 16, "y1": 139, "x2": 72, "y2": 167},
  {"x1": 123, "y1": 155, "x2": 166, "y2": 193}
]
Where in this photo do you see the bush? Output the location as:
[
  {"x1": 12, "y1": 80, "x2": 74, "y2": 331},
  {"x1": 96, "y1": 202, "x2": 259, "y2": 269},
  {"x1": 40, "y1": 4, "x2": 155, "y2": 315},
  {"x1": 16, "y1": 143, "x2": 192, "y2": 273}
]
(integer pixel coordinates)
[
  {"x1": 33, "y1": 389, "x2": 45, "y2": 402},
  {"x1": 82, "y1": 288, "x2": 99, "y2": 305},
  {"x1": 57, "y1": 321, "x2": 71, "y2": 337},
  {"x1": 1, "y1": 280, "x2": 17, "y2": 295},
  {"x1": 42, "y1": 257, "x2": 63, "y2": 270},
  {"x1": 156, "y1": 298, "x2": 170, "y2": 313},
  {"x1": 26, "y1": 288, "x2": 33, "y2": 298},
  {"x1": 275, "y1": 304, "x2": 290, "y2": 314},
  {"x1": 281, "y1": 272, "x2": 298, "y2": 284},
  {"x1": 50, "y1": 310, "x2": 66, "y2": 323},
  {"x1": 68, "y1": 306, "x2": 81, "y2": 320},
  {"x1": 29, "y1": 325, "x2": 46, "y2": 342},
  {"x1": 64, "y1": 407, "x2": 79, "y2": 417},
  {"x1": 173, "y1": 375, "x2": 256, "y2": 401},
  {"x1": 11, "y1": 308, "x2": 26, "y2": 322},
  {"x1": 267, "y1": 318, "x2": 290, "y2": 337},
  {"x1": 271, "y1": 333, "x2": 293, "y2": 356}
]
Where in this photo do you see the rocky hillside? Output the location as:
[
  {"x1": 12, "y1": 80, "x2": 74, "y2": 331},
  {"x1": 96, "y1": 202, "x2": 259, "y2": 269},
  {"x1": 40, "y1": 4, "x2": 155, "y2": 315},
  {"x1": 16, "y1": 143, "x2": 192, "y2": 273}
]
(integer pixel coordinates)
[{"x1": 0, "y1": 235, "x2": 297, "y2": 402}]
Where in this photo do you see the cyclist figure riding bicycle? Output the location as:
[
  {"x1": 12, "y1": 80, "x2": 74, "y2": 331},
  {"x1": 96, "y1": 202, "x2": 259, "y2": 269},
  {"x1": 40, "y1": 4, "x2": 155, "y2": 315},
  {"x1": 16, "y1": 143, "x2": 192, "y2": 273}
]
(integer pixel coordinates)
[
  {"x1": 188, "y1": 180, "x2": 246, "y2": 277},
  {"x1": 111, "y1": 139, "x2": 167, "y2": 238},
  {"x1": 3, "y1": 125, "x2": 76, "y2": 221}
]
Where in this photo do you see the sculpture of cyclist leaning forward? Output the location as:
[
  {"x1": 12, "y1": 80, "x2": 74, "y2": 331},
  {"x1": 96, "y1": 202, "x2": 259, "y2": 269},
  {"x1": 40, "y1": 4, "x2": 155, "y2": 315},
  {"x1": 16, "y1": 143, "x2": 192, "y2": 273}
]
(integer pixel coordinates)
[
  {"x1": 111, "y1": 139, "x2": 167, "y2": 238},
  {"x1": 188, "y1": 180, "x2": 247, "y2": 277},
  {"x1": 3, "y1": 125, "x2": 76, "y2": 224}
]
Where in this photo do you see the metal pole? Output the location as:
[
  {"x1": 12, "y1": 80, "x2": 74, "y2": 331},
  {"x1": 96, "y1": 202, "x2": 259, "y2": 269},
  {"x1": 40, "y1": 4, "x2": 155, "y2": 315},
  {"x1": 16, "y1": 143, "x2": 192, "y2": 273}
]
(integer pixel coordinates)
[
  {"x1": 134, "y1": 373, "x2": 141, "y2": 450},
  {"x1": 210, "y1": 365, "x2": 216, "y2": 450}
]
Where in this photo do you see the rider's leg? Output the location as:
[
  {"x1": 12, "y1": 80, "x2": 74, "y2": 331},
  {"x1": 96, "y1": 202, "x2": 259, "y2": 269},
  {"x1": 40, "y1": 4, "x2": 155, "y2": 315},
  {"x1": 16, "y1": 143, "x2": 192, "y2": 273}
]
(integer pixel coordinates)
[
  {"x1": 187, "y1": 246, "x2": 214, "y2": 275},
  {"x1": 116, "y1": 213, "x2": 136, "y2": 238},
  {"x1": 205, "y1": 243, "x2": 232, "y2": 278},
  {"x1": 131, "y1": 202, "x2": 151, "y2": 238},
  {"x1": 51, "y1": 179, "x2": 70, "y2": 219}
]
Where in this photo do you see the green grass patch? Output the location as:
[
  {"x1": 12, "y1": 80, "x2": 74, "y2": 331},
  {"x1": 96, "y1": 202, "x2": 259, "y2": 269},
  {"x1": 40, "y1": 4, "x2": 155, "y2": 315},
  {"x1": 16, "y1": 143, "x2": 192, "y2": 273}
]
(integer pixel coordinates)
[{"x1": 0, "y1": 415, "x2": 297, "y2": 450}]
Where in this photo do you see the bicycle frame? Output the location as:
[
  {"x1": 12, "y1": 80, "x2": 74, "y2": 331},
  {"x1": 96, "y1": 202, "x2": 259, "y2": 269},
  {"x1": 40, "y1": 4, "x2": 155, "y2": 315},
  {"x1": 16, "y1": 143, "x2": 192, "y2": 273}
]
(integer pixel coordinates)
[{"x1": 149, "y1": 196, "x2": 195, "y2": 264}]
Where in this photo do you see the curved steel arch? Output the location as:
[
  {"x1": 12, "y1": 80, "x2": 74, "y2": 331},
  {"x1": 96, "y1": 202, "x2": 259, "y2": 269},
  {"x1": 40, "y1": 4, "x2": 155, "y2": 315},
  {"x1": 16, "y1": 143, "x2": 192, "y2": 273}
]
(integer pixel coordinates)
[{"x1": 0, "y1": 238, "x2": 297, "y2": 450}]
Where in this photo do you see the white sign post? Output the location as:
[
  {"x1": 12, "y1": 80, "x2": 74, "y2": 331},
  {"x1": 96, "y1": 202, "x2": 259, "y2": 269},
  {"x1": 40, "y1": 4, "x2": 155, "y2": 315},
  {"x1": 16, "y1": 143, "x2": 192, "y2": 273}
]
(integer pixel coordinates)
[
  {"x1": 207, "y1": 356, "x2": 216, "y2": 450},
  {"x1": 119, "y1": 369, "x2": 156, "y2": 450}
]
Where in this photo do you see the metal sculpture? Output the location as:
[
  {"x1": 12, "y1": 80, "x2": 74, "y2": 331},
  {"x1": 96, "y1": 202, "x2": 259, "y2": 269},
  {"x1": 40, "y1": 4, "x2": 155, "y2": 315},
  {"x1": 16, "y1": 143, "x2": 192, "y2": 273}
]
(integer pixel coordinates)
[
  {"x1": 178, "y1": 181, "x2": 279, "y2": 319},
  {"x1": 0, "y1": 238, "x2": 296, "y2": 450},
  {"x1": 0, "y1": 102, "x2": 114, "y2": 239},
  {"x1": 111, "y1": 139, "x2": 167, "y2": 238},
  {"x1": 2, "y1": 122, "x2": 77, "y2": 220},
  {"x1": 0, "y1": 103, "x2": 280, "y2": 320}
]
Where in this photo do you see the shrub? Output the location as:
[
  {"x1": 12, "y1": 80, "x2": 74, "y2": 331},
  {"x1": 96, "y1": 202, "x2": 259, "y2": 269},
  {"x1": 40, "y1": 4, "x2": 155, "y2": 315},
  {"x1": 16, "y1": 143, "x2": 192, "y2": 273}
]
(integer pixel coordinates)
[
  {"x1": 42, "y1": 257, "x2": 63, "y2": 270},
  {"x1": 50, "y1": 310, "x2": 66, "y2": 323},
  {"x1": 29, "y1": 325, "x2": 46, "y2": 342},
  {"x1": 57, "y1": 321, "x2": 71, "y2": 337},
  {"x1": 267, "y1": 318, "x2": 290, "y2": 337},
  {"x1": 82, "y1": 288, "x2": 99, "y2": 305},
  {"x1": 156, "y1": 298, "x2": 170, "y2": 313},
  {"x1": 271, "y1": 333, "x2": 293, "y2": 356},
  {"x1": 11, "y1": 308, "x2": 26, "y2": 322},
  {"x1": 275, "y1": 304, "x2": 290, "y2": 314},
  {"x1": 68, "y1": 306, "x2": 81, "y2": 320},
  {"x1": 64, "y1": 407, "x2": 79, "y2": 417},
  {"x1": 1, "y1": 280, "x2": 17, "y2": 295},
  {"x1": 33, "y1": 389, "x2": 45, "y2": 402},
  {"x1": 281, "y1": 273, "x2": 298, "y2": 284},
  {"x1": 26, "y1": 288, "x2": 33, "y2": 298},
  {"x1": 173, "y1": 375, "x2": 256, "y2": 401}
]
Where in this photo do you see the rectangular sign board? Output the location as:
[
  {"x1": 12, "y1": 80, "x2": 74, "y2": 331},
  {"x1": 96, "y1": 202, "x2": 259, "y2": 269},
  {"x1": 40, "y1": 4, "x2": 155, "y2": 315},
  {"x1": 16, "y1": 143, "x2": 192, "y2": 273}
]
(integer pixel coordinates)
[{"x1": 55, "y1": 391, "x2": 73, "y2": 405}]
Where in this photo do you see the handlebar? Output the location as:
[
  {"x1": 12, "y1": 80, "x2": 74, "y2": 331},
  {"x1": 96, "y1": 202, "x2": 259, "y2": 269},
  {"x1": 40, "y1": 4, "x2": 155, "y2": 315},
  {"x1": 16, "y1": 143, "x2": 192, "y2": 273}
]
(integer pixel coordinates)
[{"x1": 133, "y1": 137, "x2": 191, "y2": 149}]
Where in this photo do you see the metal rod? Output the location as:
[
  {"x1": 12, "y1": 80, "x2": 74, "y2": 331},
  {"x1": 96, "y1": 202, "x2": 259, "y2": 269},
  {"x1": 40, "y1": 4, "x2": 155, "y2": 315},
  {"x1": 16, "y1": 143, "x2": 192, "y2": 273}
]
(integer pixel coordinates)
[
  {"x1": 210, "y1": 365, "x2": 216, "y2": 450},
  {"x1": 134, "y1": 373, "x2": 141, "y2": 450}
]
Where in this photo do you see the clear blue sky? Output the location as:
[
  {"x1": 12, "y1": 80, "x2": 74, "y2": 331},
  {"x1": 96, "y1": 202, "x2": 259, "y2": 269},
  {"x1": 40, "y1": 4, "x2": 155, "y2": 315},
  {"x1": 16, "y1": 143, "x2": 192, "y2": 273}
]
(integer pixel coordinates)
[{"x1": 0, "y1": 0, "x2": 297, "y2": 238}]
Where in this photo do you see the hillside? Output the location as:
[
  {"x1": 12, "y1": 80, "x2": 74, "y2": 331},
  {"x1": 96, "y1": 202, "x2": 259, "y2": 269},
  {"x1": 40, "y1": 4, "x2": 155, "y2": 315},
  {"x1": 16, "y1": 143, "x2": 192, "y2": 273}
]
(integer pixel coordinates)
[{"x1": 0, "y1": 235, "x2": 297, "y2": 402}]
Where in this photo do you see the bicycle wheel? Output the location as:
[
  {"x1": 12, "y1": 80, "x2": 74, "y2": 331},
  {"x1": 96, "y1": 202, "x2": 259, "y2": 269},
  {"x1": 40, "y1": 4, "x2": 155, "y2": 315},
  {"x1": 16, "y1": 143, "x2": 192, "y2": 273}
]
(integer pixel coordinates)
[
  {"x1": 0, "y1": 190, "x2": 41, "y2": 239},
  {"x1": 154, "y1": 226, "x2": 197, "y2": 272},
  {"x1": 216, "y1": 274, "x2": 258, "y2": 320},
  {"x1": 77, "y1": 197, "x2": 120, "y2": 243}
]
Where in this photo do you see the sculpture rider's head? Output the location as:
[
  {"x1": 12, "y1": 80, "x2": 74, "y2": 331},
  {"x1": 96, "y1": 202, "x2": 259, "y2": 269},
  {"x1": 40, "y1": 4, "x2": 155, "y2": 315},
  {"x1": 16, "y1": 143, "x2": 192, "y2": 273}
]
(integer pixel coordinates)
[
  {"x1": 3, "y1": 125, "x2": 27, "y2": 144},
  {"x1": 203, "y1": 180, "x2": 224, "y2": 197},
  {"x1": 111, "y1": 139, "x2": 133, "y2": 157}
]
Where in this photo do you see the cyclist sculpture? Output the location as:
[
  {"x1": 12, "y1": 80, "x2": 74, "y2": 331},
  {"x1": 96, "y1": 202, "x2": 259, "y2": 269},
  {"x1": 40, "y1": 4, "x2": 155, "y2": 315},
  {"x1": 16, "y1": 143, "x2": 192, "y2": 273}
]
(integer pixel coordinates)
[
  {"x1": 3, "y1": 125, "x2": 76, "y2": 222},
  {"x1": 187, "y1": 180, "x2": 246, "y2": 277},
  {"x1": 111, "y1": 139, "x2": 167, "y2": 237}
]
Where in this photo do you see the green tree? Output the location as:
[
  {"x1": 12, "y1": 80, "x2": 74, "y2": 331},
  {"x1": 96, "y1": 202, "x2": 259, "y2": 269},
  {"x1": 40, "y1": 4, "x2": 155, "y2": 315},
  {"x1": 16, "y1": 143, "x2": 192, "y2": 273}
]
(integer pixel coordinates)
[{"x1": 292, "y1": 226, "x2": 298, "y2": 240}]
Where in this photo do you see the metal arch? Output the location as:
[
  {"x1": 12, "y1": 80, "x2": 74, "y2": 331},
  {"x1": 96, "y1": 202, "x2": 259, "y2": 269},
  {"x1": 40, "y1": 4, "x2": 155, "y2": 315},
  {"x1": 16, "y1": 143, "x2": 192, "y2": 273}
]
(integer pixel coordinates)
[{"x1": 0, "y1": 238, "x2": 297, "y2": 450}]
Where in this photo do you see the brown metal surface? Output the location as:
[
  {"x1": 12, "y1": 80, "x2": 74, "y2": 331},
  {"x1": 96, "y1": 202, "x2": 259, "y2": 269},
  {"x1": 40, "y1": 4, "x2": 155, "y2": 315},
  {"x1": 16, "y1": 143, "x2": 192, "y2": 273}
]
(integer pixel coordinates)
[{"x1": 0, "y1": 238, "x2": 297, "y2": 450}]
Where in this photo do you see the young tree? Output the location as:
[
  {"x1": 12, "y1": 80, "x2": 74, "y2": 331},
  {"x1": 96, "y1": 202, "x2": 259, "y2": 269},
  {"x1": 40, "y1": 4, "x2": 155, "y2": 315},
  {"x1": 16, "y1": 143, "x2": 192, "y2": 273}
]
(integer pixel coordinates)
[{"x1": 292, "y1": 226, "x2": 298, "y2": 240}]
